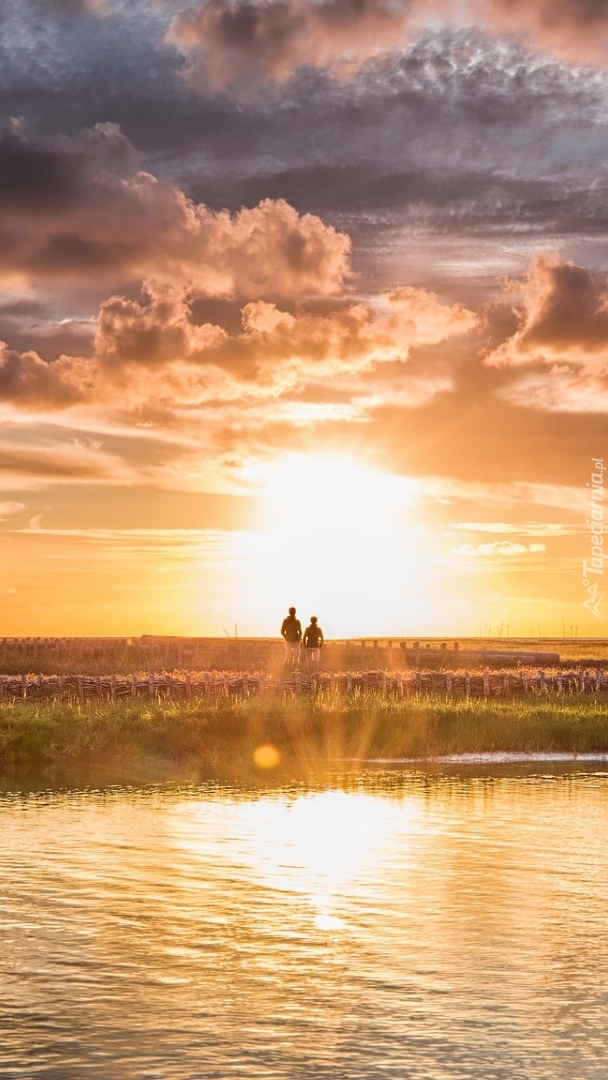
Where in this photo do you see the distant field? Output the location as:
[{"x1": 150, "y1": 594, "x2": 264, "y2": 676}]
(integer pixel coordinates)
[{"x1": 0, "y1": 635, "x2": 605, "y2": 675}]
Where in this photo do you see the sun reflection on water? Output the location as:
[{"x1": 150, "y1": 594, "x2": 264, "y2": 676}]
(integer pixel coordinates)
[{"x1": 175, "y1": 789, "x2": 420, "y2": 931}]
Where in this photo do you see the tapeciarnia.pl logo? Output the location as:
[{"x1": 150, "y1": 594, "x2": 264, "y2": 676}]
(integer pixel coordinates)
[{"x1": 582, "y1": 458, "x2": 605, "y2": 619}]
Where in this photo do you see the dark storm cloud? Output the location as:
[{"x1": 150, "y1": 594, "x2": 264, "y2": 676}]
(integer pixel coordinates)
[
  {"x1": 38, "y1": 0, "x2": 107, "y2": 12},
  {"x1": 1, "y1": 0, "x2": 607, "y2": 274},
  {"x1": 173, "y1": 34, "x2": 608, "y2": 259},
  {"x1": 0, "y1": 123, "x2": 88, "y2": 211},
  {"x1": 187, "y1": 163, "x2": 608, "y2": 241},
  {"x1": 0, "y1": 299, "x2": 49, "y2": 320},
  {"x1": 167, "y1": 32, "x2": 606, "y2": 180},
  {"x1": 0, "y1": 0, "x2": 179, "y2": 144}
]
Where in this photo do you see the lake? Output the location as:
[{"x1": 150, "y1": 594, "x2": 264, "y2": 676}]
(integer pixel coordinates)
[{"x1": 1, "y1": 765, "x2": 607, "y2": 1078}]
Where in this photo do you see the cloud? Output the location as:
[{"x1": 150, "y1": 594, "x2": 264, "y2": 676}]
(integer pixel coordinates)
[
  {"x1": 0, "y1": 444, "x2": 111, "y2": 480},
  {"x1": 498, "y1": 368, "x2": 608, "y2": 413},
  {"x1": 5, "y1": 0, "x2": 110, "y2": 15},
  {"x1": 452, "y1": 540, "x2": 547, "y2": 555},
  {"x1": 1, "y1": 14, "x2": 607, "y2": 305},
  {"x1": 0, "y1": 343, "x2": 91, "y2": 409},
  {"x1": 167, "y1": 0, "x2": 608, "y2": 92},
  {"x1": 352, "y1": 373, "x2": 454, "y2": 410},
  {"x1": 0, "y1": 121, "x2": 350, "y2": 296},
  {"x1": 168, "y1": 0, "x2": 420, "y2": 89},
  {"x1": 0, "y1": 501, "x2": 25, "y2": 520},
  {"x1": 479, "y1": 0, "x2": 608, "y2": 68},
  {"x1": 451, "y1": 521, "x2": 579, "y2": 536},
  {"x1": 485, "y1": 253, "x2": 608, "y2": 411},
  {"x1": 0, "y1": 279, "x2": 477, "y2": 412},
  {"x1": 92, "y1": 280, "x2": 477, "y2": 405},
  {"x1": 488, "y1": 253, "x2": 608, "y2": 365},
  {"x1": 50, "y1": 0, "x2": 112, "y2": 13},
  {"x1": 414, "y1": 477, "x2": 590, "y2": 513}
]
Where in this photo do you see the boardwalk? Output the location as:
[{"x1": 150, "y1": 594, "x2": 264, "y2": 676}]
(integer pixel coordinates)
[{"x1": 2, "y1": 668, "x2": 608, "y2": 700}]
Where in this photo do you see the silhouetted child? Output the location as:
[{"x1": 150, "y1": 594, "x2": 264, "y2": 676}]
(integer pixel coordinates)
[{"x1": 303, "y1": 616, "x2": 324, "y2": 669}]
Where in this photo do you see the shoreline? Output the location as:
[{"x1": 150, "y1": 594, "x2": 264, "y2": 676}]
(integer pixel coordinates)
[
  {"x1": 343, "y1": 751, "x2": 608, "y2": 765},
  {"x1": 1, "y1": 694, "x2": 608, "y2": 781}
]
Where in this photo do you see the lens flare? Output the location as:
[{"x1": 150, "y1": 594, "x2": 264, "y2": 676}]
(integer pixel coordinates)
[{"x1": 253, "y1": 744, "x2": 281, "y2": 769}]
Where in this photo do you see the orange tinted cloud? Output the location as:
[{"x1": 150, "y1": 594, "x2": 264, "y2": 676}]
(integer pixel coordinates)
[
  {"x1": 488, "y1": 253, "x2": 608, "y2": 366},
  {"x1": 0, "y1": 343, "x2": 90, "y2": 409},
  {"x1": 452, "y1": 540, "x2": 547, "y2": 556},
  {"x1": 0, "y1": 280, "x2": 476, "y2": 412},
  {"x1": 477, "y1": 0, "x2": 608, "y2": 66},
  {"x1": 168, "y1": 0, "x2": 608, "y2": 89},
  {"x1": 0, "y1": 443, "x2": 112, "y2": 480},
  {"x1": 169, "y1": 0, "x2": 420, "y2": 88},
  {"x1": 485, "y1": 253, "x2": 608, "y2": 410},
  {"x1": 0, "y1": 122, "x2": 350, "y2": 296}
]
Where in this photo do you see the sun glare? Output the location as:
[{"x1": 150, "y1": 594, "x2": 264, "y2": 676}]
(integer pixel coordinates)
[
  {"x1": 237, "y1": 453, "x2": 427, "y2": 636},
  {"x1": 261, "y1": 454, "x2": 415, "y2": 532}
]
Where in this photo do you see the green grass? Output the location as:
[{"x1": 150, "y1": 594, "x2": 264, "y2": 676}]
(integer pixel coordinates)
[{"x1": 1, "y1": 693, "x2": 608, "y2": 781}]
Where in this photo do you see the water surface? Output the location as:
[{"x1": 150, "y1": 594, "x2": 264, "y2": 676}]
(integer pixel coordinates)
[{"x1": 1, "y1": 768, "x2": 607, "y2": 1078}]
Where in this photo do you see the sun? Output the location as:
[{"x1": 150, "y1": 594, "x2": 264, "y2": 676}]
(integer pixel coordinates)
[
  {"x1": 263, "y1": 453, "x2": 414, "y2": 531},
  {"x1": 236, "y1": 453, "x2": 427, "y2": 637}
]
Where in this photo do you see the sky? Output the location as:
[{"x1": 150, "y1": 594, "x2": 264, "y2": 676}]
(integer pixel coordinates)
[{"x1": 1, "y1": 0, "x2": 608, "y2": 638}]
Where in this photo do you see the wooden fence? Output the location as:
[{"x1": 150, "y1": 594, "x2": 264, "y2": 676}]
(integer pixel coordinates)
[{"x1": 2, "y1": 669, "x2": 608, "y2": 701}]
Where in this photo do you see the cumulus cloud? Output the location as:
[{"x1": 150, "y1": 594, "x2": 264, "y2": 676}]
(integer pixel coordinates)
[
  {"x1": 485, "y1": 253, "x2": 608, "y2": 411},
  {"x1": 92, "y1": 280, "x2": 476, "y2": 407},
  {"x1": 0, "y1": 121, "x2": 350, "y2": 296},
  {"x1": 452, "y1": 540, "x2": 547, "y2": 555},
  {"x1": 0, "y1": 279, "x2": 477, "y2": 411},
  {"x1": 0, "y1": 343, "x2": 91, "y2": 409},
  {"x1": 488, "y1": 253, "x2": 608, "y2": 366}
]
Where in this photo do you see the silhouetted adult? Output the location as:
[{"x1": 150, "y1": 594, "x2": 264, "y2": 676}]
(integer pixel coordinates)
[
  {"x1": 281, "y1": 606, "x2": 302, "y2": 665},
  {"x1": 303, "y1": 616, "x2": 324, "y2": 669}
]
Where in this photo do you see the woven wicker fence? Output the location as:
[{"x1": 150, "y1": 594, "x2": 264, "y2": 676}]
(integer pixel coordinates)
[{"x1": 1, "y1": 669, "x2": 607, "y2": 700}]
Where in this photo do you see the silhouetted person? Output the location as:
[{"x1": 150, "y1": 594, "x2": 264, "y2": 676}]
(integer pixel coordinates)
[
  {"x1": 281, "y1": 606, "x2": 302, "y2": 665},
  {"x1": 303, "y1": 616, "x2": 324, "y2": 669}
]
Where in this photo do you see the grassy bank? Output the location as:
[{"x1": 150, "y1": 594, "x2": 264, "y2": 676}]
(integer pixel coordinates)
[{"x1": 1, "y1": 693, "x2": 608, "y2": 780}]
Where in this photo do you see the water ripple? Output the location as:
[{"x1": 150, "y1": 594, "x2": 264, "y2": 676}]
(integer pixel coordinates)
[{"x1": 1, "y1": 770, "x2": 607, "y2": 1078}]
